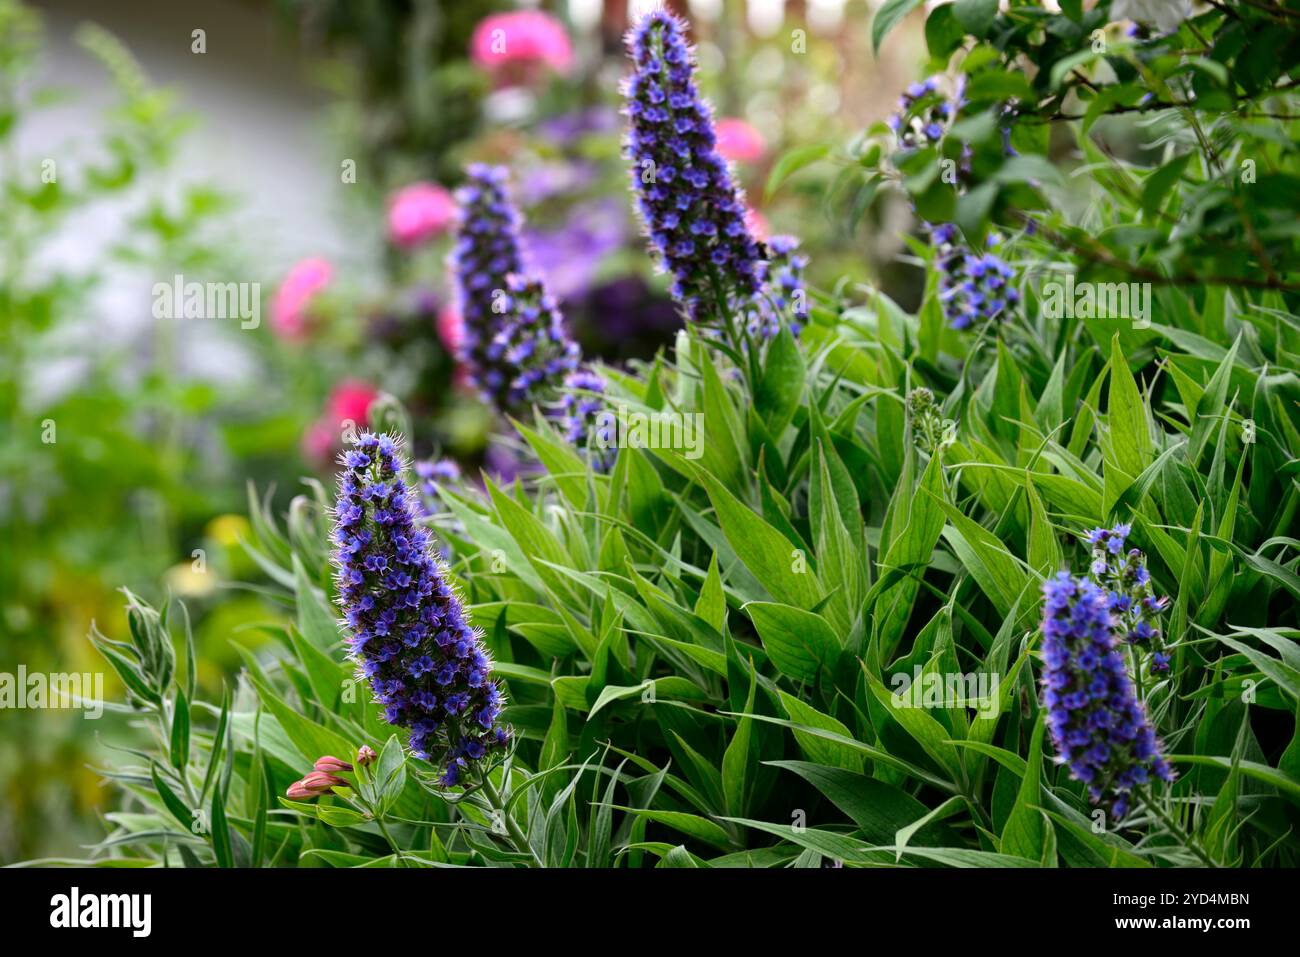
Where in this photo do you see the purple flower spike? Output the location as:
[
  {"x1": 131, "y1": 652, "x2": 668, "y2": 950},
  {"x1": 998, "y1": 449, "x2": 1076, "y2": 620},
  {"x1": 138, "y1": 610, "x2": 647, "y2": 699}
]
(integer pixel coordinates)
[
  {"x1": 622, "y1": 10, "x2": 763, "y2": 321},
  {"x1": 332, "y1": 431, "x2": 510, "y2": 782},
  {"x1": 1040, "y1": 572, "x2": 1175, "y2": 819}
]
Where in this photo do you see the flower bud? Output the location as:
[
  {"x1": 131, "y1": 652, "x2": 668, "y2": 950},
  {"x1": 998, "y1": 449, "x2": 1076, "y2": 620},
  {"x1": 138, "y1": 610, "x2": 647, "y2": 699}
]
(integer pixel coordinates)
[
  {"x1": 356, "y1": 745, "x2": 378, "y2": 767},
  {"x1": 299, "y1": 770, "x2": 348, "y2": 794},
  {"x1": 286, "y1": 780, "x2": 315, "y2": 801},
  {"x1": 313, "y1": 755, "x2": 353, "y2": 773}
]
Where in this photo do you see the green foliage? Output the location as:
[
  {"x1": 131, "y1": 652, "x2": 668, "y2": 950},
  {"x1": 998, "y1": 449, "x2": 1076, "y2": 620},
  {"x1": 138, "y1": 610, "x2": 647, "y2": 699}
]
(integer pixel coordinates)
[{"x1": 55, "y1": 0, "x2": 1300, "y2": 868}]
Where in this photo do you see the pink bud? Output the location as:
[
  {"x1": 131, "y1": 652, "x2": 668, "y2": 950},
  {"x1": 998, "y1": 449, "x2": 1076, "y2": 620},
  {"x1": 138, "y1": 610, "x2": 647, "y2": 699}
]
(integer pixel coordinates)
[
  {"x1": 286, "y1": 780, "x2": 315, "y2": 801},
  {"x1": 356, "y1": 745, "x2": 378, "y2": 768},
  {"x1": 314, "y1": 755, "x2": 353, "y2": 773},
  {"x1": 299, "y1": 770, "x2": 348, "y2": 794}
]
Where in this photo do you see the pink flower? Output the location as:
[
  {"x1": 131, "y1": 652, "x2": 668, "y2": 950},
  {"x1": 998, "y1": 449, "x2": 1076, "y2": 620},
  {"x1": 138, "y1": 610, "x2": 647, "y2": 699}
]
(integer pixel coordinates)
[
  {"x1": 387, "y1": 182, "x2": 457, "y2": 248},
  {"x1": 270, "y1": 258, "x2": 332, "y2": 339},
  {"x1": 744, "y1": 207, "x2": 770, "y2": 241},
  {"x1": 327, "y1": 380, "x2": 379, "y2": 429},
  {"x1": 300, "y1": 421, "x2": 335, "y2": 466},
  {"x1": 715, "y1": 118, "x2": 766, "y2": 164},
  {"x1": 437, "y1": 305, "x2": 465, "y2": 355},
  {"x1": 470, "y1": 11, "x2": 573, "y2": 78}
]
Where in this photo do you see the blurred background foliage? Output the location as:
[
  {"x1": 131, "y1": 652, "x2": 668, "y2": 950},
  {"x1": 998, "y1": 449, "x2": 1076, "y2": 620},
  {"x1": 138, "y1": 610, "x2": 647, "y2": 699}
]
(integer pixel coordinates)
[{"x1": 0, "y1": 0, "x2": 913, "y2": 862}]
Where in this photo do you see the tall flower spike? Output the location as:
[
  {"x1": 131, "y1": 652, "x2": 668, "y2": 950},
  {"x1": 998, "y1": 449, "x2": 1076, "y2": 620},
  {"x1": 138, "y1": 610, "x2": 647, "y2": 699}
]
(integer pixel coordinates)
[
  {"x1": 623, "y1": 10, "x2": 763, "y2": 321},
  {"x1": 450, "y1": 164, "x2": 528, "y2": 380},
  {"x1": 1040, "y1": 572, "x2": 1174, "y2": 819},
  {"x1": 483, "y1": 274, "x2": 582, "y2": 411},
  {"x1": 450, "y1": 166, "x2": 587, "y2": 416},
  {"x1": 332, "y1": 432, "x2": 510, "y2": 786}
]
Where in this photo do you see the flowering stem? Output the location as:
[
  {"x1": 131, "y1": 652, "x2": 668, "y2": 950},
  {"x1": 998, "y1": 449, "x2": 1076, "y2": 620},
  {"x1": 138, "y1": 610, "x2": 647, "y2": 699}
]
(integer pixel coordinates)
[
  {"x1": 1134, "y1": 788, "x2": 1220, "y2": 868},
  {"x1": 375, "y1": 815, "x2": 411, "y2": 868},
  {"x1": 478, "y1": 772, "x2": 542, "y2": 867}
]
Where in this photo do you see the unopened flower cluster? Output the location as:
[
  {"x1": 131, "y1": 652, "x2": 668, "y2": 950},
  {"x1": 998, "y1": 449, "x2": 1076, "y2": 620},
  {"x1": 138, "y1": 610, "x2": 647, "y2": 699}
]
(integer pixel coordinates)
[
  {"x1": 1087, "y1": 524, "x2": 1173, "y2": 673},
  {"x1": 906, "y1": 386, "x2": 951, "y2": 453}
]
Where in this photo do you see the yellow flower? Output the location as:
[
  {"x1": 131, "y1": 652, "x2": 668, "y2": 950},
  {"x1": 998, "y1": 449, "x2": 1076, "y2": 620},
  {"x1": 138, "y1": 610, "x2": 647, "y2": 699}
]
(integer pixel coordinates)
[
  {"x1": 164, "y1": 561, "x2": 217, "y2": 598},
  {"x1": 205, "y1": 513, "x2": 250, "y2": 548}
]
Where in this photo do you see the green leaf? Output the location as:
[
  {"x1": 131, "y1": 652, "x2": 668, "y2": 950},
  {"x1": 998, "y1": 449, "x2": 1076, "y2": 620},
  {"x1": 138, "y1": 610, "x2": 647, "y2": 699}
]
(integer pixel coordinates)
[
  {"x1": 865, "y1": 670, "x2": 965, "y2": 784},
  {"x1": 169, "y1": 691, "x2": 190, "y2": 772},
  {"x1": 872, "y1": 0, "x2": 923, "y2": 55},
  {"x1": 696, "y1": 471, "x2": 823, "y2": 611},
  {"x1": 764, "y1": 142, "x2": 832, "y2": 201},
  {"x1": 777, "y1": 692, "x2": 865, "y2": 772},
  {"x1": 607, "y1": 807, "x2": 734, "y2": 850},
  {"x1": 757, "y1": 326, "x2": 805, "y2": 436},
  {"x1": 1000, "y1": 716, "x2": 1049, "y2": 861},
  {"x1": 745, "y1": 602, "x2": 839, "y2": 684},
  {"x1": 657, "y1": 845, "x2": 703, "y2": 867},
  {"x1": 769, "y1": 761, "x2": 936, "y2": 843},
  {"x1": 1141, "y1": 153, "x2": 1190, "y2": 220},
  {"x1": 694, "y1": 552, "x2": 727, "y2": 633},
  {"x1": 721, "y1": 665, "x2": 757, "y2": 816},
  {"x1": 1107, "y1": 334, "x2": 1153, "y2": 478},
  {"x1": 925, "y1": 3, "x2": 965, "y2": 60},
  {"x1": 293, "y1": 554, "x2": 340, "y2": 652},
  {"x1": 210, "y1": 782, "x2": 233, "y2": 868},
  {"x1": 375, "y1": 733, "x2": 406, "y2": 815},
  {"x1": 953, "y1": 0, "x2": 998, "y2": 38}
]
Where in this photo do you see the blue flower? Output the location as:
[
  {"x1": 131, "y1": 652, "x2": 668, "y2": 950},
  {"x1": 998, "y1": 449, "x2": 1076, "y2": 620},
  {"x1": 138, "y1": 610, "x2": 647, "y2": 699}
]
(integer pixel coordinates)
[
  {"x1": 889, "y1": 75, "x2": 970, "y2": 176},
  {"x1": 483, "y1": 273, "x2": 582, "y2": 411},
  {"x1": 450, "y1": 163, "x2": 527, "y2": 377},
  {"x1": 557, "y1": 367, "x2": 617, "y2": 471},
  {"x1": 623, "y1": 10, "x2": 762, "y2": 322},
  {"x1": 332, "y1": 432, "x2": 510, "y2": 780},
  {"x1": 742, "y1": 235, "x2": 810, "y2": 339},
  {"x1": 1085, "y1": 524, "x2": 1171, "y2": 666},
  {"x1": 1040, "y1": 571, "x2": 1174, "y2": 817},
  {"x1": 929, "y1": 223, "x2": 1019, "y2": 329}
]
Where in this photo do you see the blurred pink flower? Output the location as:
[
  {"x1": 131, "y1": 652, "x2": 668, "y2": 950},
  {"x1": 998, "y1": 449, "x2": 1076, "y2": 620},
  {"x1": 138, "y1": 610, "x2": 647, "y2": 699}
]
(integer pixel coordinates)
[
  {"x1": 303, "y1": 379, "x2": 379, "y2": 468},
  {"x1": 300, "y1": 421, "x2": 335, "y2": 466},
  {"x1": 437, "y1": 305, "x2": 465, "y2": 355},
  {"x1": 271, "y1": 258, "x2": 332, "y2": 339},
  {"x1": 327, "y1": 380, "x2": 379, "y2": 429},
  {"x1": 744, "y1": 207, "x2": 770, "y2": 241},
  {"x1": 715, "y1": 118, "x2": 766, "y2": 164},
  {"x1": 387, "y1": 182, "x2": 457, "y2": 248},
  {"x1": 470, "y1": 11, "x2": 573, "y2": 78}
]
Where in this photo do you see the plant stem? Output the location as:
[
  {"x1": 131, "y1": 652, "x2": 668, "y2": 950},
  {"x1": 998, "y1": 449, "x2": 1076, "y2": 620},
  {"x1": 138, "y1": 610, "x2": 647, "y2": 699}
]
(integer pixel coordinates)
[
  {"x1": 375, "y1": 815, "x2": 410, "y2": 868},
  {"x1": 479, "y1": 773, "x2": 543, "y2": 867},
  {"x1": 1134, "y1": 788, "x2": 1219, "y2": 868}
]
